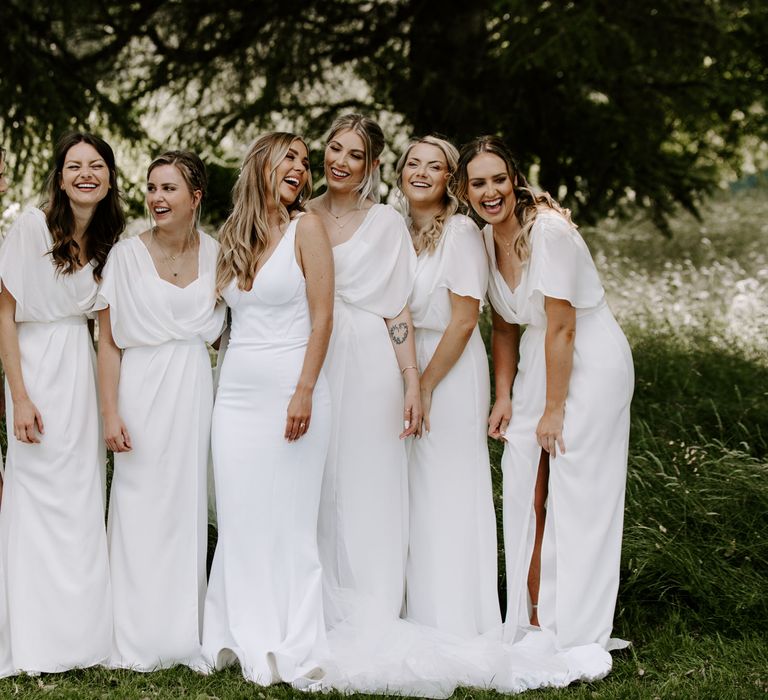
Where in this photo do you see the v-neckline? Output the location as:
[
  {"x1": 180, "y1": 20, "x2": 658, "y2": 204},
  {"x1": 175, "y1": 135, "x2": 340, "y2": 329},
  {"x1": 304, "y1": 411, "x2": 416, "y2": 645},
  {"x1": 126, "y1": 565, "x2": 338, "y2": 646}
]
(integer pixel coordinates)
[
  {"x1": 326, "y1": 203, "x2": 378, "y2": 249},
  {"x1": 486, "y1": 226, "x2": 523, "y2": 297},
  {"x1": 139, "y1": 233, "x2": 202, "y2": 290},
  {"x1": 243, "y1": 220, "x2": 293, "y2": 292}
]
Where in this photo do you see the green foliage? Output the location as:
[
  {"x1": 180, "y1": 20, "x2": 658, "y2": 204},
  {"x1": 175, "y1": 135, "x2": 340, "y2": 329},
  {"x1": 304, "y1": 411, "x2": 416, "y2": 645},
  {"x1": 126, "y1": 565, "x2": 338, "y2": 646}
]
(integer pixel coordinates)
[{"x1": 2, "y1": 1, "x2": 768, "y2": 227}]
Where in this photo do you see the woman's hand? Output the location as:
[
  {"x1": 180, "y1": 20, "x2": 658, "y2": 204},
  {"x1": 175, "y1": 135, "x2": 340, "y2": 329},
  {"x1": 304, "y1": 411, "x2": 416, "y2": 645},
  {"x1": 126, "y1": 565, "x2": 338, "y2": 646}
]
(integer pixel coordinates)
[
  {"x1": 536, "y1": 407, "x2": 566, "y2": 458},
  {"x1": 285, "y1": 386, "x2": 313, "y2": 442},
  {"x1": 13, "y1": 396, "x2": 44, "y2": 443},
  {"x1": 401, "y1": 368, "x2": 422, "y2": 439},
  {"x1": 420, "y1": 386, "x2": 433, "y2": 434},
  {"x1": 104, "y1": 412, "x2": 132, "y2": 452},
  {"x1": 488, "y1": 396, "x2": 512, "y2": 440}
]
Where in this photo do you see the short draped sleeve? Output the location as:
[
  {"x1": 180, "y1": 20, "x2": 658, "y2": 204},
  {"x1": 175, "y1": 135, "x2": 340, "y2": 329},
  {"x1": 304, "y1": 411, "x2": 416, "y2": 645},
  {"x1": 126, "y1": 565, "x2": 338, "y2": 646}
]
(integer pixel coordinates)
[
  {"x1": 432, "y1": 215, "x2": 488, "y2": 305},
  {"x1": 0, "y1": 207, "x2": 98, "y2": 321},
  {"x1": 522, "y1": 211, "x2": 605, "y2": 327},
  {"x1": 96, "y1": 233, "x2": 226, "y2": 348},
  {"x1": 333, "y1": 204, "x2": 417, "y2": 319}
]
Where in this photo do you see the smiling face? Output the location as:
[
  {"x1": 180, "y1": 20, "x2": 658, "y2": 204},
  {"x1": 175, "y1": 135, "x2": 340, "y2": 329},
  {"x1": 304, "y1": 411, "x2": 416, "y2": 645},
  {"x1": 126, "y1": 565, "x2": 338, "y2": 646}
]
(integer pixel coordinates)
[
  {"x1": 59, "y1": 141, "x2": 111, "y2": 209},
  {"x1": 324, "y1": 128, "x2": 369, "y2": 194},
  {"x1": 272, "y1": 139, "x2": 310, "y2": 207},
  {"x1": 465, "y1": 152, "x2": 517, "y2": 226},
  {"x1": 399, "y1": 142, "x2": 450, "y2": 208},
  {"x1": 146, "y1": 163, "x2": 200, "y2": 229}
]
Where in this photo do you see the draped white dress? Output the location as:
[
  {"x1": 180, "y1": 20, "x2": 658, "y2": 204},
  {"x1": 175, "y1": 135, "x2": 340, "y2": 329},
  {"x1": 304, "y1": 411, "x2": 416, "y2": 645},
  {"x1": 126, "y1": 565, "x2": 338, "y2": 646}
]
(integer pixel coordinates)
[
  {"x1": 202, "y1": 216, "x2": 332, "y2": 686},
  {"x1": 318, "y1": 204, "x2": 416, "y2": 627},
  {"x1": 320, "y1": 212, "x2": 619, "y2": 695},
  {"x1": 96, "y1": 232, "x2": 225, "y2": 671},
  {"x1": 405, "y1": 215, "x2": 500, "y2": 637},
  {"x1": 0, "y1": 208, "x2": 111, "y2": 678},
  {"x1": 483, "y1": 210, "x2": 634, "y2": 651}
]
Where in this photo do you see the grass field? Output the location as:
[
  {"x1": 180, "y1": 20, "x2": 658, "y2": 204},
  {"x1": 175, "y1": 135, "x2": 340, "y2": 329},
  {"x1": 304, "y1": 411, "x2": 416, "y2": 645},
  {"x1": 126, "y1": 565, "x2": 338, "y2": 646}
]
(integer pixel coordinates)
[{"x1": 1, "y1": 188, "x2": 767, "y2": 698}]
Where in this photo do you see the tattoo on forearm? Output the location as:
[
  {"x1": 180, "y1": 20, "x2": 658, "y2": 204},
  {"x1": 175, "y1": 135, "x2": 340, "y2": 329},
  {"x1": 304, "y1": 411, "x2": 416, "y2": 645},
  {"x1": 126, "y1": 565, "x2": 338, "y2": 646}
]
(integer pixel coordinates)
[{"x1": 389, "y1": 322, "x2": 409, "y2": 345}]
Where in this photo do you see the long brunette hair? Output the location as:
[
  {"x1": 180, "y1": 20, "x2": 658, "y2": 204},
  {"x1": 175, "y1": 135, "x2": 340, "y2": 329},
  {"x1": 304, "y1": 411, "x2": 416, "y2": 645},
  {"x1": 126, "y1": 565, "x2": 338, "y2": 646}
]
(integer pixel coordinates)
[{"x1": 43, "y1": 132, "x2": 124, "y2": 280}]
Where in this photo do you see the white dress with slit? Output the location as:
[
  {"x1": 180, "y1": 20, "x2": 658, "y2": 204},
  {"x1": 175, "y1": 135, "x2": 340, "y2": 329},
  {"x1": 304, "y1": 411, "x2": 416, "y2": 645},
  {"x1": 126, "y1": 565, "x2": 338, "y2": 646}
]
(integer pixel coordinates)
[
  {"x1": 0, "y1": 208, "x2": 111, "y2": 677},
  {"x1": 202, "y1": 216, "x2": 332, "y2": 686},
  {"x1": 483, "y1": 210, "x2": 634, "y2": 650},
  {"x1": 405, "y1": 215, "x2": 500, "y2": 637},
  {"x1": 319, "y1": 211, "x2": 623, "y2": 695},
  {"x1": 96, "y1": 232, "x2": 225, "y2": 670},
  {"x1": 318, "y1": 204, "x2": 416, "y2": 627}
]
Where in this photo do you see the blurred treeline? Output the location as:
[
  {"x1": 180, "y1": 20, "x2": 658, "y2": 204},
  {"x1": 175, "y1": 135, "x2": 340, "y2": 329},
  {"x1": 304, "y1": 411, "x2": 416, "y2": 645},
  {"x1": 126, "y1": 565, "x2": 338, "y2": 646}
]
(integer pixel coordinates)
[{"x1": 2, "y1": 0, "x2": 767, "y2": 230}]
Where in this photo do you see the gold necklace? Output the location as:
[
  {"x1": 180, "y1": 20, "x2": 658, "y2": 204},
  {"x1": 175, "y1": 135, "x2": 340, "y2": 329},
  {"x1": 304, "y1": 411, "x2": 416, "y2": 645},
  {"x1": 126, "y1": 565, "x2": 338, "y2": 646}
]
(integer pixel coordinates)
[
  {"x1": 323, "y1": 200, "x2": 361, "y2": 230},
  {"x1": 493, "y1": 227, "x2": 521, "y2": 258},
  {"x1": 151, "y1": 226, "x2": 188, "y2": 278}
]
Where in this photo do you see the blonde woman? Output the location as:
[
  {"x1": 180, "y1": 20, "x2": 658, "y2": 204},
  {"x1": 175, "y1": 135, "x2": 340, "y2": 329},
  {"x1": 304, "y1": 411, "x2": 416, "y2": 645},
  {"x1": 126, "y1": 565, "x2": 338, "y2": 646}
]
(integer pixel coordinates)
[
  {"x1": 396, "y1": 136, "x2": 500, "y2": 638},
  {"x1": 201, "y1": 133, "x2": 334, "y2": 686},
  {"x1": 456, "y1": 136, "x2": 633, "y2": 652},
  {"x1": 306, "y1": 114, "x2": 420, "y2": 628},
  {"x1": 97, "y1": 151, "x2": 225, "y2": 670}
]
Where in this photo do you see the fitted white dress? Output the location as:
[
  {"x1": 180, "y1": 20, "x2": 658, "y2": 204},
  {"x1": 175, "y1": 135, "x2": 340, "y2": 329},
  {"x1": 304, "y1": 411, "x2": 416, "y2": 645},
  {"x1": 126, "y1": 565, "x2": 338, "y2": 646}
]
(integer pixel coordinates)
[
  {"x1": 484, "y1": 210, "x2": 634, "y2": 650},
  {"x1": 0, "y1": 208, "x2": 111, "y2": 677},
  {"x1": 317, "y1": 204, "x2": 416, "y2": 627},
  {"x1": 202, "y1": 216, "x2": 332, "y2": 685},
  {"x1": 96, "y1": 233, "x2": 225, "y2": 670},
  {"x1": 405, "y1": 215, "x2": 500, "y2": 637}
]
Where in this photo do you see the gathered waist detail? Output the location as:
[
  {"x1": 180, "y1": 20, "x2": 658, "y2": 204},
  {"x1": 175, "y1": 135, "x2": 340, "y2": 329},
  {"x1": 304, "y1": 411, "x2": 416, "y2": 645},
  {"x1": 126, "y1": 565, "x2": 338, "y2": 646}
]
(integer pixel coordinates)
[{"x1": 21, "y1": 316, "x2": 88, "y2": 327}]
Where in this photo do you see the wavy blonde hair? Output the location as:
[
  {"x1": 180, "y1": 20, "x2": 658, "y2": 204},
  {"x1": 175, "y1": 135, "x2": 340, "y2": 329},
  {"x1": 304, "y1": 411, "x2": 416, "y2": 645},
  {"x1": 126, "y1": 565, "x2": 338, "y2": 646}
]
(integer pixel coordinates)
[
  {"x1": 455, "y1": 136, "x2": 574, "y2": 262},
  {"x1": 216, "y1": 132, "x2": 311, "y2": 292},
  {"x1": 395, "y1": 135, "x2": 460, "y2": 255},
  {"x1": 326, "y1": 113, "x2": 385, "y2": 204}
]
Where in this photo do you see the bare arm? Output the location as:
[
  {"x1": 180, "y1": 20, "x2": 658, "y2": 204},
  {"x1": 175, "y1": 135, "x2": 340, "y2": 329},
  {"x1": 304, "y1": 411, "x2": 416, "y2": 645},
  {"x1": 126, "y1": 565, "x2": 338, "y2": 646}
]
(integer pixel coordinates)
[
  {"x1": 488, "y1": 308, "x2": 520, "y2": 440},
  {"x1": 384, "y1": 306, "x2": 423, "y2": 438},
  {"x1": 419, "y1": 292, "x2": 480, "y2": 432},
  {"x1": 536, "y1": 296, "x2": 576, "y2": 458},
  {"x1": 286, "y1": 214, "x2": 334, "y2": 442},
  {"x1": 97, "y1": 307, "x2": 132, "y2": 452},
  {"x1": 0, "y1": 286, "x2": 44, "y2": 443}
]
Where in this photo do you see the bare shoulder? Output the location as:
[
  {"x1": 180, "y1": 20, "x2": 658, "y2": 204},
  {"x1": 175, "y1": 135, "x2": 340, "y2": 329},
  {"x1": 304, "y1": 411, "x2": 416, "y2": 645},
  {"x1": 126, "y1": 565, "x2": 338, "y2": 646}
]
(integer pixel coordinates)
[{"x1": 296, "y1": 212, "x2": 329, "y2": 240}]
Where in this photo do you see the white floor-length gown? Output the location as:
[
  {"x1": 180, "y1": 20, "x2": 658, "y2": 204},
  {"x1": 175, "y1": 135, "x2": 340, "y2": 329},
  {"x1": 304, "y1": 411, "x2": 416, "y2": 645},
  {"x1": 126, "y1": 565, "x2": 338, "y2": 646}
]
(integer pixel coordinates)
[
  {"x1": 405, "y1": 214, "x2": 500, "y2": 637},
  {"x1": 202, "y1": 216, "x2": 332, "y2": 686},
  {"x1": 318, "y1": 204, "x2": 416, "y2": 627},
  {"x1": 319, "y1": 211, "x2": 621, "y2": 695},
  {"x1": 0, "y1": 208, "x2": 111, "y2": 677},
  {"x1": 484, "y1": 209, "x2": 634, "y2": 651},
  {"x1": 96, "y1": 232, "x2": 225, "y2": 670}
]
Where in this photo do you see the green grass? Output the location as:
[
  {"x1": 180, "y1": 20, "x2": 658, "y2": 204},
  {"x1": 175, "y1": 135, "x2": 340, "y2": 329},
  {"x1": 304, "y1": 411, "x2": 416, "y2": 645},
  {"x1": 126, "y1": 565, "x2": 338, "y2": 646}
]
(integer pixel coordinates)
[{"x1": 2, "y1": 188, "x2": 768, "y2": 697}]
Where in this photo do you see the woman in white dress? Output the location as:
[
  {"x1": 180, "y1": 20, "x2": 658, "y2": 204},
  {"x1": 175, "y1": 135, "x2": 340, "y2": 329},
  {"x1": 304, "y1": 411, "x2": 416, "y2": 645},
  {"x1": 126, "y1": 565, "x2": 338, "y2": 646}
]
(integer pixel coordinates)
[
  {"x1": 202, "y1": 133, "x2": 334, "y2": 686},
  {"x1": 97, "y1": 151, "x2": 225, "y2": 670},
  {"x1": 395, "y1": 136, "x2": 500, "y2": 638},
  {"x1": 0, "y1": 145, "x2": 8, "y2": 505},
  {"x1": 456, "y1": 136, "x2": 634, "y2": 650},
  {"x1": 0, "y1": 132, "x2": 123, "y2": 677},
  {"x1": 306, "y1": 114, "x2": 421, "y2": 627}
]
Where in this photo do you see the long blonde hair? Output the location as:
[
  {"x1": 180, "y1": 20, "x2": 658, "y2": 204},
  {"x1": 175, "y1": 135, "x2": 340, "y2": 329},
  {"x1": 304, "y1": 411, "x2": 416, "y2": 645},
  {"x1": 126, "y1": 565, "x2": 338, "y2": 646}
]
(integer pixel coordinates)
[
  {"x1": 395, "y1": 135, "x2": 460, "y2": 255},
  {"x1": 216, "y1": 133, "x2": 311, "y2": 292},
  {"x1": 326, "y1": 113, "x2": 385, "y2": 204},
  {"x1": 455, "y1": 136, "x2": 574, "y2": 262}
]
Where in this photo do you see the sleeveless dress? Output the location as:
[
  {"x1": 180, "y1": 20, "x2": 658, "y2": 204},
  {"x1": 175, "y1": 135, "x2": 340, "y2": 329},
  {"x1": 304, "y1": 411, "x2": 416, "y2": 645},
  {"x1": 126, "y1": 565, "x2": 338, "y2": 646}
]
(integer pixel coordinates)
[
  {"x1": 318, "y1": 203, "x2": 416, "y2": 627},
  {"x1": 202, "y1": 216, "x2": 332, "y2": 686},
  {"x1": 405, "y1": 215, "x2": 500, "y2": 637},
  {"x1": 0, "y1": 208, "x2": 111, "y2": 677},
  {"x1": 96, "y1": 232, "x2": 225, "y2": 670},
  {"x1": 484, "y1": 210, "x2": 634, "y2": 651}
]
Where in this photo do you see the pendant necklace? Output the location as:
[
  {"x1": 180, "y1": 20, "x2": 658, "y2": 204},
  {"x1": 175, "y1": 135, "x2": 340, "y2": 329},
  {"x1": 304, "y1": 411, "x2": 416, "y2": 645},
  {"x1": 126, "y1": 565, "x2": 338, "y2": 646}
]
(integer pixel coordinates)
[
  {"x1": 323, "y1": 201, "x2": 360, "y2": 230},
  {"x1": 151, "y1": 226, "x2": 187, "y2": 278}
]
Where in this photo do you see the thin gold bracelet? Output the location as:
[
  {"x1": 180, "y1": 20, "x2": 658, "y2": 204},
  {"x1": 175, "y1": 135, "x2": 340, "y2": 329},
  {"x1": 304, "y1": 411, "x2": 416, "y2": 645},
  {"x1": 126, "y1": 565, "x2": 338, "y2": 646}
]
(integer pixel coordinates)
[{"x1": 401, "y1": 365, "x2": 418, "y2": 374}]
